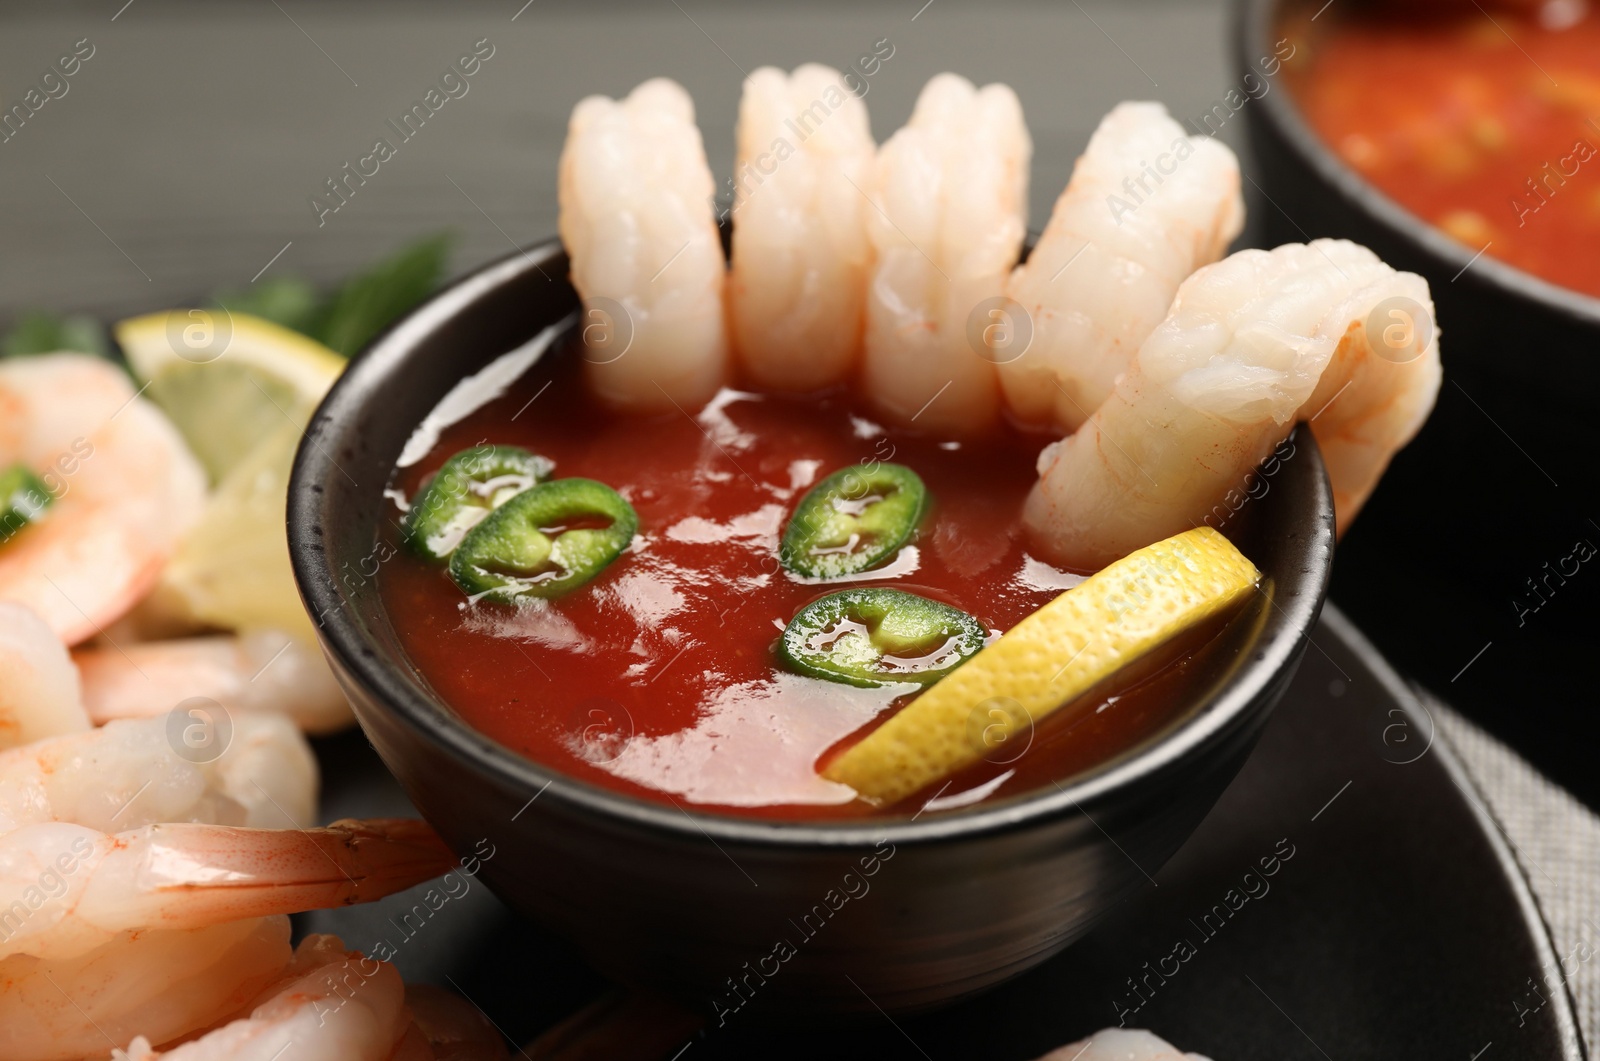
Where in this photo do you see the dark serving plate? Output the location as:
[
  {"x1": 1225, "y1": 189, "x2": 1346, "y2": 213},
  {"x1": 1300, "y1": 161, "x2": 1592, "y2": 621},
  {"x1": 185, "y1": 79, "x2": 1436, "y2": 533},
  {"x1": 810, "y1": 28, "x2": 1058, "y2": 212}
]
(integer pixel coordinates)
[
  {"x1": 305, "y1": 603, "x2": 1583, "y2": 1059},
  {"x1": 1235, "y1": 0, "x2": 1600, "y2": 807}
]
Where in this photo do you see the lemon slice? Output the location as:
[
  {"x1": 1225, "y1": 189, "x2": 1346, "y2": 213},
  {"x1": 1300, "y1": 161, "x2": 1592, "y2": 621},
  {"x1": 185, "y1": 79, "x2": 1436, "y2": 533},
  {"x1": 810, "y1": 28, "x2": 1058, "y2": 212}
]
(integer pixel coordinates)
[
  {"x1": 147, "y1": 418, "x2": 317, "y2": 641},
  {"x1": 114, "y1": 310, "x2": 344, "y2": 483},
  {"x1": 823, "y1": 527, "x2": 1261, "y2": 806}
]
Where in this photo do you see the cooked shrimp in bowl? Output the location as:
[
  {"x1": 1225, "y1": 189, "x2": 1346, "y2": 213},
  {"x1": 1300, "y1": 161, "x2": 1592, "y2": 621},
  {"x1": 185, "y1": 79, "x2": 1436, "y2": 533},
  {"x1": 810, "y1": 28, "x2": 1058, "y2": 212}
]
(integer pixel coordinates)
[
  {"x1": 859, "y1": 73, "x2": 1031, "y2": 435},
  {"x1": 559, "y1": 78, "x2": 730, "y2": 413},
  {"x1": 1001, "y1": 101, "x2": 1244, "y2": 432},
  {"x1": 1024, "y1": 239, "x2": 1440, "y2": 569},
  {"x1": 728, "y1": 64, "x2": 876, "y2": 392}
]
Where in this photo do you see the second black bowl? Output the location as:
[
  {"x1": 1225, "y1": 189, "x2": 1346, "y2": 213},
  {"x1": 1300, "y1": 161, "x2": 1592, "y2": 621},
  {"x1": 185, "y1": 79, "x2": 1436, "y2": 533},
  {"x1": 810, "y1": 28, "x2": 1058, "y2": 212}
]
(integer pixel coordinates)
[
  {"x1": 1237, "y1": 0, "x2": 1600, "y2": 798},
  {"x1": 288, "y1": 237, "x2": 1334, "y2": 1016}
]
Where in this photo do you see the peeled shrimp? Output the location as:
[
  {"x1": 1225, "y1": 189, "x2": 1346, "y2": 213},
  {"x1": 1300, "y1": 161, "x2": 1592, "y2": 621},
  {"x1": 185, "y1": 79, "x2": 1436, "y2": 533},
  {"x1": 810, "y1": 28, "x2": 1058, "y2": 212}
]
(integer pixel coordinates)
[
  {"x1": 0, "y1": 917, "x2": 291, "y2": 1061},
  {"x1": 0, "y1": 710, "x2": 316, "y2": 834},
  {"x1": 0, "y1": 354, "x2": 206, "y2": 645},
  {"x1": 727, "y1": 64, "x2": 876, "y2": 391},
  {"x1": 1301, "y1": 272, "x2": 1443, "y2": 531},
  {"x1": 860, "y1": 73, "x2": 1031, "y2": 435},
  {"x1": 0, "y1": 601, "x2": 89, "y2": 750},
  {"x1": 0, "y1": 817, "x2": 451, "y2": 960},
  {"x1": 1001, "y1": 102, "x2": 1244, "y2": 431},
  {"x1": 559, "y1": 78, "x2": 730, "y2": 412},
  {"x1": 75, "y1": 628, "x2": 353, "y2": 734},
  {"x1": 1025, "y1": 239, "x2": 1441, "y2": 569},
  {"x1": 117, "y1": 933, "x2": 409, "y2": 1061},
  {"x1": 1035, "y1": 1028, "x2": 1212, "y2": 1060}
]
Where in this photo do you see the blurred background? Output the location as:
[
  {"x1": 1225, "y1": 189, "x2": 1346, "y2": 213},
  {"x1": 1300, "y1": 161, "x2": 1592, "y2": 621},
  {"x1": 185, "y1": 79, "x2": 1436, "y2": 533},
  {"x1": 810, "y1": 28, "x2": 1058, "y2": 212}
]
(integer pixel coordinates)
[
  {"x1": 0, "y1": 0, "x2": 1260, "y2": 314},
  {"x1": 0, "y1": 0, "x2": 1592, "y2": 810}
]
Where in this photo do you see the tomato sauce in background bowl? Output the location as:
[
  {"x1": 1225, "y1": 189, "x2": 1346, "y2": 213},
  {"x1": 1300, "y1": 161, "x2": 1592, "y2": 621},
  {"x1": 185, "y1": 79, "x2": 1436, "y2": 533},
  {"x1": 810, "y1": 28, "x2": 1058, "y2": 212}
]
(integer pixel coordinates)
[
  {"x1": 1238, "y1": 0, "x2": 1600, "y2": 808},
  {"x1": 1294, "y1": 2, "x2": 1600, "y2": 298}
]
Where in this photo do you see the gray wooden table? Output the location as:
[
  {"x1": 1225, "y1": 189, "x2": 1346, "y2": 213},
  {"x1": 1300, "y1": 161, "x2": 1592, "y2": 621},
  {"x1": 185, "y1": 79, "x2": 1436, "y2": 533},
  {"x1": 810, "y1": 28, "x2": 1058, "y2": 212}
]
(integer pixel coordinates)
[{"x1": 0, "y1": 0, "x2": 1244, "y2": 321}]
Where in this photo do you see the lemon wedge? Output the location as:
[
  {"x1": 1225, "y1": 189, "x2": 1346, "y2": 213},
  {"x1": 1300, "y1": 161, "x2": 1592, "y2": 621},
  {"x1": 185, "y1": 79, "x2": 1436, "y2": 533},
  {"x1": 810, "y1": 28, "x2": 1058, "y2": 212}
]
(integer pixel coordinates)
[
  {"x1": 114, "y1": 310, "x2": 344, "y2": 483},
  {"x1": 116, "y1": 309, "x2": 345, "y2": 641},
  {"x1": 823, "y1": 527, "x2": 1261, "y2": 806},
  {"x1": 147, "y1": 419, "x2": 317, "y2": 641}
]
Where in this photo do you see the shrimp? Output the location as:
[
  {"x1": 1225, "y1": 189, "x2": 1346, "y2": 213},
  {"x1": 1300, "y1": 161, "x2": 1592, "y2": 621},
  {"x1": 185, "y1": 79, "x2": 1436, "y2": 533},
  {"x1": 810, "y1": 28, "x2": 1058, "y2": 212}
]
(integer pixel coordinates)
[
  {"x1": 1025, "y1": 239, "x2": 1440, "y2": 570},
  {"x1": 1035, "y1": 1028, "x2": 1212, "y2": 1060},
  {"x1": 0, "y1": 354, "x2": 206, "y2": 646},
  {"x1": 0, "y1": 817, "x2": 452, "y2": 961},
  {"x1": 116, "y1": 934, "x2": 409, "y2": 1061},
  {"x1": 0, "y1": 917, "x2": 291, "y2": 1061},
  {"x1": 0, "y1": 601, "x2": 89, "y2": 750},
  {"x1": 559, "y1": 78, "x2": 730, "y2": 413},
  {"x1": 1001, "y1": 102, "x2": 1244, "y2": 431},
  {"x1": 0, "y1": 710, "x2": 316, "y2": 834},
  {"x1": 1301, "y1": 275, "x2": 1443, "y2": 531},
  {"x1": 860, "y1": 73, "x2": 1031, "y2": 435},
  {"x1": 75, "y1": 628, "x2": 353, "y2": 734},
  {"x1": 727, "y1": 64, "x2": 876, "y2": 392}
]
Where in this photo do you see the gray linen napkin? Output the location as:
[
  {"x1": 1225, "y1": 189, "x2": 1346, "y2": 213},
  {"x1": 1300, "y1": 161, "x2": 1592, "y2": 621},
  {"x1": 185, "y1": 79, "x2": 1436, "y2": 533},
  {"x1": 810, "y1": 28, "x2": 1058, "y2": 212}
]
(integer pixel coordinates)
[{"x1": 1434, "y1": 695, "x2": 1600, "y2": 1050}]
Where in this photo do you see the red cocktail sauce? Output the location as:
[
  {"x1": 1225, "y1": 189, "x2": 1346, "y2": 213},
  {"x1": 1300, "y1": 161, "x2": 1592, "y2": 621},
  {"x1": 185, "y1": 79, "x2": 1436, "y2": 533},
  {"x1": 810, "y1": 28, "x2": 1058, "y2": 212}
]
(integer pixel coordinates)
[
  {"x1": 379, "y1": 342, "x2": 1244, "y2": 819},
  {"x1": 1294, "y1": 3, "x2": 1600, "y2": 298}
]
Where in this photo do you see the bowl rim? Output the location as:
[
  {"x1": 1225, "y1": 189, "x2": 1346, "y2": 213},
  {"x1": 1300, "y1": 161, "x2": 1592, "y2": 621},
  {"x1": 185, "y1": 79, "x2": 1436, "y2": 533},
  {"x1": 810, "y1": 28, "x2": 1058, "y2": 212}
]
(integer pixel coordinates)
[
  {"x1": 288, "y1": 237, "x2": 1334, "y2": 851},
  {"x1": 1236, "y1": 0, "x2": 1600, "y2": 326}
]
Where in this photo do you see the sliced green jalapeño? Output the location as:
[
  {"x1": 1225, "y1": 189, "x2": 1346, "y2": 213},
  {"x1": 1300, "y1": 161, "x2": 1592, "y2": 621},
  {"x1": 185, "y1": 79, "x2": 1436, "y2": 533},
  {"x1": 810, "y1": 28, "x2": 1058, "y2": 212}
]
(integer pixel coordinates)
[
  {"x1": 449, "y1": 478, "x2": 637, "y2": 603},
  {"x1": 402, "y1": 445, "x2": 555, "y2": 559},
  {"x1": 777, "y1": 588, "x2": 986, "y2": 688},
  {"x1": 779, "y1": 463, "x2": 928, "y2": 579},
  {"x1": 0, "y1": 465, "x2": 52, "y2": 547}
]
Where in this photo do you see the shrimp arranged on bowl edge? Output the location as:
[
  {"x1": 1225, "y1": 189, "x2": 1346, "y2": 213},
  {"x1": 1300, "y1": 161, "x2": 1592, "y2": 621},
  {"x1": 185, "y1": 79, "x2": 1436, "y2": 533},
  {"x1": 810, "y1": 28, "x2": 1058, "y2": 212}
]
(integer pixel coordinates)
[
  {"x1": 860, "y1": 73, "x2": 1031, "y2": 436},
  {"x1": 559, "y1": 78, "x2": 730, "y2": 413},
  {"x1": 1299, "y1": 271, "x2": 1443, "y2": 531},
  {"x1": 1001, "y1": 101, "x2": 1244, "y2": 432},
  {"x1": 727, "y1": 64, "x2": 877, "y2": 392},
  {"x1": 0, "y1": 353, "x2": 206, "y2": 646},
  {"x1": 547, "y1": 72, "x2": 1436, "y2": 563},
  {"x1": 1024, "y1": 239, "x2": 1441, "y2": 570}
]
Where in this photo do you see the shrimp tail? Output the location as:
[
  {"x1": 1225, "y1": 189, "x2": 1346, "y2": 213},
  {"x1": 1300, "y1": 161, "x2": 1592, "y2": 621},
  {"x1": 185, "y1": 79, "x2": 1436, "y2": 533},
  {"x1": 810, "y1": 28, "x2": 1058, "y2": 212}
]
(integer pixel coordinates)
[
  {"x1": 136, "y1": 818, "x2": 455, "y2": 908},
  {"x1": 0, "y1": 818, "x2": 455, "y2": 960}
]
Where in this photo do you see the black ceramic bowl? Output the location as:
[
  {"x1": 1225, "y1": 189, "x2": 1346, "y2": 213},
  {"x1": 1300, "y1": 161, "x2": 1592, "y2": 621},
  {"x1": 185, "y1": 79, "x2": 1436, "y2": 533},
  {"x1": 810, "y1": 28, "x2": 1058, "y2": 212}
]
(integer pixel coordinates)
[
  {"x1": 1239, "y1": 0, "x2": 1600, "y2": 397},
  {"x1": 1237, "y1": 0, "x2": 1600, "y2": 799},
  {"x1": 288, "y1": 237, "x2": 1334, "y2": 1017}
]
